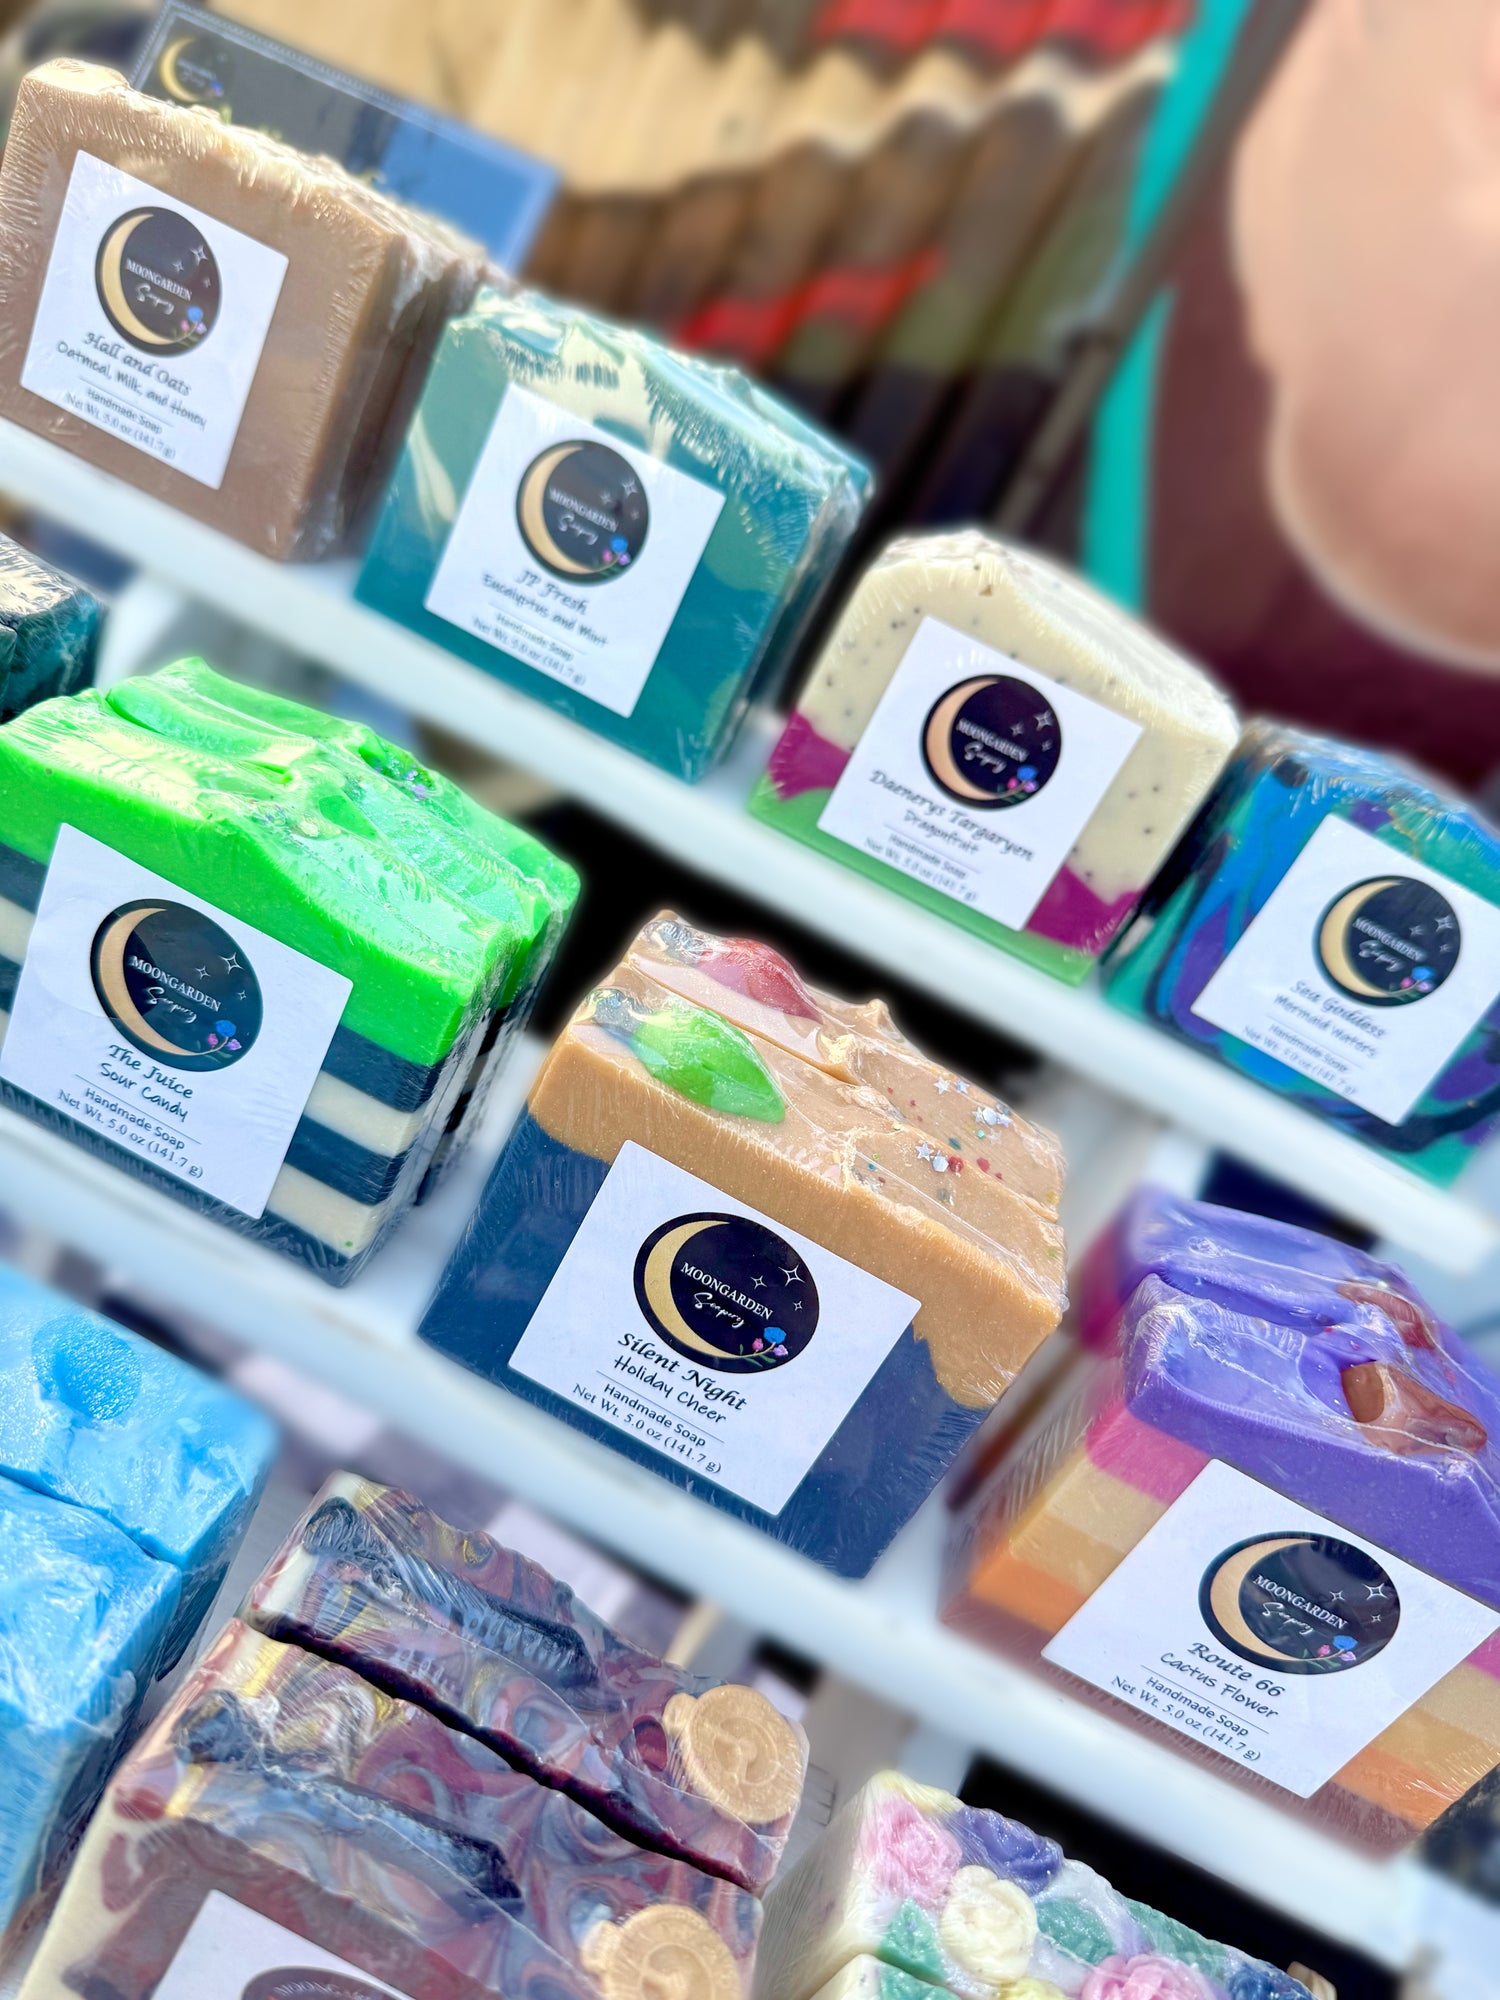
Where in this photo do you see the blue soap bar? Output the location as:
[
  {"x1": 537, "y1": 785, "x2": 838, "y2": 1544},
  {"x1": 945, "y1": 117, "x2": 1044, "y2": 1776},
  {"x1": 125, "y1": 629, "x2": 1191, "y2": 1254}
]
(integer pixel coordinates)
[
  {"x1": 1104, "y1": 722, "x2": 1500, "y2": 1183},
  {"x1": 0, "y1": 1473, "x2": 179, "y2": 1934},
  {"x1": 357, "y1": 288, "x2": 870, "y2": 781},
  {"x1": 0, "y1": 1265, "x2": 274, "y2": 1657},
  {"x1": 0, "y1": 533, "x2": 101, "y2": 723},
  {"x1": 132, "y1": 4, "x2": 558, "y2": 271}
]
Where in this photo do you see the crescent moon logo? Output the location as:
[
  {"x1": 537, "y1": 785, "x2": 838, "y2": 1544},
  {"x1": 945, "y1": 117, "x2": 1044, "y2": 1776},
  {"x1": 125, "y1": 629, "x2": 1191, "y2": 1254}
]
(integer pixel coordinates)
[
  {"x1": 919, "y1": 672, "x2": 1062, "y2": 810},
  {"x1": 95, "y1": 208, "x2": 220, "y2": 355},
  {"x1": 1314, "y1": 875, "x2": 1460, "y2": 1007},
  {"x1": 1199, "y1": 1532, "x2": 1399, "y2": 1675},
  {"x1": 632, "y1": 1212, "x2": 819, "y2": 1372},
  {"x1": 90, "y1": 900, "x2": 262, "y2": 1071},
  {"x1": 157, "y1": 35, "x2": 223, "y2": 104},
  {"x1": 515, "y1": 438, "x2": 649, "y2": 584}
]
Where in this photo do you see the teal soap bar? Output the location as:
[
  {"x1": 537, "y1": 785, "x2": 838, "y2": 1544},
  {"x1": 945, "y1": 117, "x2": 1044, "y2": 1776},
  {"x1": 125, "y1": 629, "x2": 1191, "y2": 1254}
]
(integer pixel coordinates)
[
  {"x1": 0, "y1": 1263, "x2": 274, "y2": 1659},
  {"x1": 0, "y1": 1473, "x2": 180, "y2": 1937},
  {"x1": 0, "y1": 533, "x2": 101, "y2": 722},
  {"x1": 356, "y1": 287, "x2": 871, "y2": 780}
]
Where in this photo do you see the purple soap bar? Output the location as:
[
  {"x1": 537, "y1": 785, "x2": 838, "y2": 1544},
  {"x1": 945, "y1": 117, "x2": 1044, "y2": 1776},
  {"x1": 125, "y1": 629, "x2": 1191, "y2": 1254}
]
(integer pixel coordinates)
[
  {"x1": 1077, "y1": 1184, "x2": 1448, "y2": 1356},
  {"x1": 1126, "y1": 1274, "x2": 1500, "y2": 1608},
  {"x1": 244, "y1": 1474, "x2": 807, "y2": 1892}
]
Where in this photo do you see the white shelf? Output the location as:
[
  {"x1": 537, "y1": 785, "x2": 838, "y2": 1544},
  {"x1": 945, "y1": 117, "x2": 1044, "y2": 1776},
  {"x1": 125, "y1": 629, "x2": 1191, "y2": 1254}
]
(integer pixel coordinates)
[
  {"x1": 3, "y1": 418, "x2": 1494, "y2": 1273},
  {"x1": 0, "y1": 1068, "x2": 1446, "y2": 1975}
]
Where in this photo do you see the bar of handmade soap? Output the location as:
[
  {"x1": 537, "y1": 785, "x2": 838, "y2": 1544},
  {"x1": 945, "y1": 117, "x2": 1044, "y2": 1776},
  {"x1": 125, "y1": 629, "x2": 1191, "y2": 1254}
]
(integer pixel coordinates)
[
  {"x1": 759, "y1": 1771, "x2": 1317, "y2": 2000},
  {"x1": 109, "y1": 656, "x2": 580, "y2": 1197},
  {"x1": 1104, "y1": 722, "x2": 1500, "y2": 1182},
  {"x1": 0, "y1": 1474, "x2": 180, "y2": 1941},
  {"x1": 944, "y1": 1270, "x2": 1500, "y2": 1849},
  {"x1": 806, "y1": 1958, "x2": 948, "y2": 2000},
  {"x1": 0, "y1": 671, "x2": 573, "y2": 1281},
  {"x1": 420, "y1": 938, "x2": 1066, "y2": 1576},
  {"x1": 245, "y1": 1472, "x2": 807, "y2": 1892},
  {"x1": 629, "y1": 912, "x2": 1063, "y2": 1212},
  {"x1": 0, "y1": 1263, "x2": 273, "y2": 1658},
  {"x1": 0, "y1": 534, "x2": 100, "y2": 723},
  {"x1": 356, "y1": 286, "x2": 870, "y2": 779},
  {"x1": 750, "y1": 530, "x2": 1239, "y2": 983},
  {"x1": 0, "y1": 60, "x2": 480, "y2": 559},
  {"x1": 1075, "y1": 1183, "x2": 1452, "y2": 1354},
  {"x1": 21, "y1": 1619, "x2": 760, "y2": 2000}
]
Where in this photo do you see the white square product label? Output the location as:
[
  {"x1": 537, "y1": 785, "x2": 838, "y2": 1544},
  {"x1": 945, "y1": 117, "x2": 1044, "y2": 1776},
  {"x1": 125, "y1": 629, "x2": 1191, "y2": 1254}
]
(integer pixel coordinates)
[
  {"x1": 21, "y1": 152, "x2": 287, "y2": 489},
  {"x1": 816, "y1": 617, "x2": 1143, "y2": 930},
  {"x1": 156, "y1": 1892, "x2": 410, "y2": 2000},
  {"x1": 1192, "y1": 814, "x2": 1500, "y2": 1126},
  {"x1": 510, "y1": 1141, "x2": 918, "y2": 1514},
  {"x1": 1044, "y1": 1460, "x2": 1499, "y2": 1797},
  {"x1": 424, "y1": 384, "x2": 726, "y2": 718},
  {"x1": 0, "y1": 827, "x2": 351, "y2": 1219}
]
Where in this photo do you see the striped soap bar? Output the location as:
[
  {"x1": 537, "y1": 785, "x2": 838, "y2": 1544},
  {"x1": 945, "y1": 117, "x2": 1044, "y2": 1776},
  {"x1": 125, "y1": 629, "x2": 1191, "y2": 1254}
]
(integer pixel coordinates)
[
  {"x1": 0, "y1": 670, "x2": 575, "y2": 1282},
  {"x1": 944, "y1": 1265, "x2": 1500, "y2": 1849}
]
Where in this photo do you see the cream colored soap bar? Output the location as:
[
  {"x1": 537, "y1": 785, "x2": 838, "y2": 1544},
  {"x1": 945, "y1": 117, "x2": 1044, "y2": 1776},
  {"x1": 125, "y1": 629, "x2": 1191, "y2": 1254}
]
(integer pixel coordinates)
[
  {"x1": 751, "y1": 531, "x2": 1239, "y2": 983},
  {"x1": 0, "y1": 61, "x2": 479, "y2": 559}
]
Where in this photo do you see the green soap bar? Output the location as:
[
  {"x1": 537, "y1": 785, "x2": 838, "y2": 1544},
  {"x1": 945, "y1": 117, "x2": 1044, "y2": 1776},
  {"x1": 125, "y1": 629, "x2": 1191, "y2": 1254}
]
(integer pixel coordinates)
[
  {"x1": 356, "y1": 286, "x2": 870, "y2": 781},
  {"x1": 0, "y1": 534, "x2": 101, "y2": 722},
  {"x1": 109, "y1": 663, "x2": 579, "y2": 1009},
  {"x1": 0, "y1": 692, "x2": 512, "y2": 1064}
]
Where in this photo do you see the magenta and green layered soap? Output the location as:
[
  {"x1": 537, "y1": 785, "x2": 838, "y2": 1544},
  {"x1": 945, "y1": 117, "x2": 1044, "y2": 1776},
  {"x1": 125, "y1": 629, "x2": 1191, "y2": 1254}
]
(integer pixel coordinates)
[{"x1": 749, "y1": 531, "x2": 1238, "y2": 984}]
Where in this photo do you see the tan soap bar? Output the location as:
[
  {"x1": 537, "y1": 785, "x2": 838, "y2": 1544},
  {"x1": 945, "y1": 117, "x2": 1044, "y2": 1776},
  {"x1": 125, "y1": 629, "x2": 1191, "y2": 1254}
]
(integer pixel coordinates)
[
  {"x1": 0, "y1": 60, "x2": 477, "y2": 558},
  {"x1": 629, "y1": 911, "x2": 1064, "y2": 1213}
]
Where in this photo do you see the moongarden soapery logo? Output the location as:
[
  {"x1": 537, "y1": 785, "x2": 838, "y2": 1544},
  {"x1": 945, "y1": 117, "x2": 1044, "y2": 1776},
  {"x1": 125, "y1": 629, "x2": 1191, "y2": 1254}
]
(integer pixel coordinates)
[
  {"x1": 515, "y1": 438, "x2": 649, "y2": 582},
  {"x1": 94, "y1": 206, "x2": 220, "y2": 353},
  {"x1": 1314, "y1": 874, "x2": 1460, "y2": 1006},
  {"x1": 632, "y1": 1212, "x2": 819, "y2": 1372},
  {"x1": 90, "y1": 900, "x2": 262, "y2": 1070},
  {"x1": 920, "y1": 673, "x2": 1062, "y2": 809},
  {"x1": 1199, "y1": 1532, "x2": 1400, "y2": 1676}
]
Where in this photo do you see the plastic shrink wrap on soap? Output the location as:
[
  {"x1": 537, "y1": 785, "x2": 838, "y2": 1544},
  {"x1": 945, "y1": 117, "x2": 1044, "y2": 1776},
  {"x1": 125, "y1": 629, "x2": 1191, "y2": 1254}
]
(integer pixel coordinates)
[
  {"x1": 355, "y1": 285, "x2": 872, "y2": 781},
  {"x1": 0, "y1": 1474, "x2": 180, "y2": 1949},
  {"x1": 1075, "y1": 1183, "x2": 1459, "y2": 1355},
  {"x1": 244, "y1": 1472, "x2": 808, "y2": 1893},
  {"x1": 0, "y1": 533, "x2": 101, "y2": 722},
  {"x1": 1102, "y1": 721, "x2": 1500, "y2": 1183},
  {"x1": 0, "y1": 665, "x2": 576, "y2": 1284},
  {"x1": 420, "y1": 917, "x2": 1066, "y2": 1577},
  {"x1": 942, "y1": 1262, "x2": 1500, "y2": 1851},
  {"x1": 749, "y1": 530, "x2": 1240, "y2": 984},
  {"x1": 756, "y1": 1771, "x2": 1316, "y2": 2000},
  {"x1": 0, "y1": 1263, "x2": 273, "y2": 1661},
  {"x1": 102, "y1": 657, "x2": 581, "y2": 1202},
  {"x1": 19, "y1": 1619, "x2": 761, "y2": 2000},
  {"x1": 0, "y1": 60, "x2": 485, "y2": 560}
]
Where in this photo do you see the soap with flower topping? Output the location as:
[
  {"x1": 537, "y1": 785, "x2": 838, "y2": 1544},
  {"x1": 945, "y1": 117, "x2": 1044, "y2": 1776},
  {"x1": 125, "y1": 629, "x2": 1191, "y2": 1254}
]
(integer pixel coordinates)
[
  {"x1": 0, "y1": 1262, "x2": 273, "y2": 1660},
  {"x1": 244, "y1": 1471, "x2": 807, "y2": 1893},
  {"x1": 20, "y1": 1619, "x2": 760, "y2": 2000},
  {"x1": 757, "y1": 1771, "x2": 1317, "y2": 2000},
  {"x1": 355, "y1": 286, "x2": 869, "y2": 780},
  {"x1": 0, "y1": 60, "x2": 482, "y2": 559},
  {"x1": 0, "y1": 1475, "x2": 180, "y2": 1942},
  {"x1": 1103, "y1": 722, "x2": 1500, "y2": 1183},
  {"x1": 749, "y1": 530, "x2": 1238, "y2": 983},
  {"x1": 0, "y1": 534, "x2": 100, "y2": 723},
  {"x1": 420, "y1": 931, "x2": 1065, "y2": 1576},
  {"x1": 944, "y1": 1264, "x2": 1500, "y2": 1849}
]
